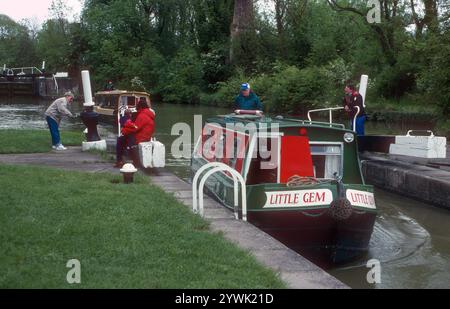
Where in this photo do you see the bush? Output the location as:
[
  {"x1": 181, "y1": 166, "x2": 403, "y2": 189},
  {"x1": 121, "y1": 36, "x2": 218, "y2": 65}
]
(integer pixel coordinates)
[
  {"x1": 201, "y1": 42, "x2": 232, "y2": 89},
  {"x1": 202, "y1": 64, "x2": 332, "y2": 115},
  {"x1": 417, "y1": 33, "x2": 450, "y2": 116},
  {"x1": 158, "y1": 47, "x2": 205, "y2": 104},
  {"x1": 374, "y1": 62, "x2": 417, "y2": 99},
  {"x1": 260, "y1": 65, "x2": 330, "y2": 114},
  {"x1": 200, "y1": 68, "x2": 249, "y2": 107}
]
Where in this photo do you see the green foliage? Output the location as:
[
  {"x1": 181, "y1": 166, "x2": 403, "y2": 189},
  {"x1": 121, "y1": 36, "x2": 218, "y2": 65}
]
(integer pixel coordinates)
[
  {"x1": 158, "y1": 47, "x2": 205, "y2": 104},
  {"x1": 416, "y1": 32, "x2": 450, "y2": 116},
  {"x1": 201, "y1": 42, "x2": 232, "y2": 88},
  {"x1": 257, "y1": 65, "x2": 330, "y2": 114},
  {"x1": 367, "y1": 96, "x2": 439, "y2": 121},
  {"x1": 200, "y1": 68, "x2": 249, "y2": 107},
  {"x1": 36, "y1": 19, "x2": 71, "y2": 72},
  {"x1": 204, "y1": 64, "x2": 332, "y2": 114},
  {"x1": 437, "y1": 118, "x2": 450, "y2": 137},
  {"x1": 0, "y1": 15, "x2": 38, "y2": 67}
]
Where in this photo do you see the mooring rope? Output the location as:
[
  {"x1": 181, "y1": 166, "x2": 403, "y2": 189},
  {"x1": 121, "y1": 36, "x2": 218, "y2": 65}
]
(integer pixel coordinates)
[{"x1": 286, "y1": 175, "x2": 333, "y2": 187}]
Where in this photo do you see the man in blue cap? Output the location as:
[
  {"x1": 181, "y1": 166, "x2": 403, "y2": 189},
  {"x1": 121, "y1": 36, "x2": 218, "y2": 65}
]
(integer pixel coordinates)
[{"x1": 234, "y1": 83, "x2": 263, "y2": 111}]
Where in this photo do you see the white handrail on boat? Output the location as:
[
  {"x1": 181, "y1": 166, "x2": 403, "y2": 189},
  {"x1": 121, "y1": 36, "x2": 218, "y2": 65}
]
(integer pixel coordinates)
[
  {"x1": 307, "y1": 106, "x2": 360, "y2": 133},
  {"x1": 192, "y1": 162, "x2": 247, "y2": 221}
]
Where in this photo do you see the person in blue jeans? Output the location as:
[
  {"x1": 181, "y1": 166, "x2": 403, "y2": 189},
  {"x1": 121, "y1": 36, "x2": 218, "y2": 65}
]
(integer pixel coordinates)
[
  {"x1": 343, "y1": 85, "x2": 366, "y2": 136},
  {"x1": 234, "y1": 83, "x2": 263, "y2": 111},
  {"x1": 45, "y1": 92, "x2": 75, "y2": 151}
]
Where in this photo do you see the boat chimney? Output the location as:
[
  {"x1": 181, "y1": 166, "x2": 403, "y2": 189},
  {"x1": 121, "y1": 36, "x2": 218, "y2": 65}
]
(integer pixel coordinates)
[{"x1": 359, "y1": 75, "x2": 369, "y2": 108}]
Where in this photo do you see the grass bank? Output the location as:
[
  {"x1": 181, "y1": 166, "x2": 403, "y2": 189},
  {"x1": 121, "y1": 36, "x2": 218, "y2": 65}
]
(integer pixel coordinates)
[
  {"x1": 0, "y1": 164, "x2": 284, "y2": 288},
  {"x1": 367, "y1": 98, "x2": 439, "y2": 122},
  {"x1": 0, "y1": 130, "x2": 84, "y2": 154}
]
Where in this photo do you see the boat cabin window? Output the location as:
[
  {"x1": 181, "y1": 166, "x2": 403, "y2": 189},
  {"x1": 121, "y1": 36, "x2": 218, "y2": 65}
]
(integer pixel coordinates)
[
  {"x1": 96, "y1": 95, "x2": 119, "y2": 109},
  {"x1": 198, "y1": 125, "x2": 248, "y2": 174},
  {"x1": 120, "y1": 95, "x2": 137, "y2": 108},
  {"x1": 95, "y1": 95, "x2": 105, "y2": 107},
  {"x1": 246, "y1": 137, "x2": 279, "y2": 185},
  {"x1": 139, "y1": 96, "x2": 151, "y2": 106},
  {"x1": 310, "y1": 144, "x2": 342, "y2": 179}
]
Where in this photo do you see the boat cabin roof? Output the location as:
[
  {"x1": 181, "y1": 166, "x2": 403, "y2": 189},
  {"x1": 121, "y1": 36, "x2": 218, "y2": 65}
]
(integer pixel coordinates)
[
  {"x1": 95, "y1": 90, "x2": 151, "y2": 97},
  {"x1": 197, "y1": 114, "x2": 364, "y2": 185},
  {"x1": 206, "y1": 115, "x2": 352, "y2": 133}
]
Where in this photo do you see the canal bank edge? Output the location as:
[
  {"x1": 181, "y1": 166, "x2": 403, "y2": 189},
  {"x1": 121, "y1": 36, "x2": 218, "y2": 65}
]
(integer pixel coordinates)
[
  {"x1": 149, "y1": 173, "x2": 349, "y2": 289},
  {"x1": 361, "y1": 153, "x2": 450, "y2": 210},
  {"x1": 0, "y1": 148, "x2": 349, "y2": 289}
]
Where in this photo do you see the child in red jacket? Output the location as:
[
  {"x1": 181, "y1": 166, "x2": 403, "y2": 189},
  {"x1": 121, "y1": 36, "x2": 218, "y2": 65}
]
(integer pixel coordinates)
[{"x1": 115, "y1": 98, "x2": 155, "y2": 168}]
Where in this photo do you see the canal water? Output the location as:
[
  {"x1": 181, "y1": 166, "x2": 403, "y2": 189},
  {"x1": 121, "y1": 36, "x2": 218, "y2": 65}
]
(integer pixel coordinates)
[{"x1": 1, "y1": 97, "x2": 449, "y2": 289}]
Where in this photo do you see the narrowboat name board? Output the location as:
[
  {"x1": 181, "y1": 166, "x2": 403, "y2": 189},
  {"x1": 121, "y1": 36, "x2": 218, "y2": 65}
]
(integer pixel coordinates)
[
  {"x1": 346, "y1": 190, "x2": 376, "y2": 209},
  {"x1": 263, "y1": 189, "x2": 333, "y2": 209}
]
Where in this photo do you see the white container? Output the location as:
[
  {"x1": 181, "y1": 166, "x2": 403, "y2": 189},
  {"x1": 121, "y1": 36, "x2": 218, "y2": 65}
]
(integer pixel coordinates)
[
  {"x1": 152, "y1": 140, "x2": 166, "y2": 168},
  {"x1": 390, "y1": 131, "x2": 447, "y2": 159},
  {"x1": 139, "y1": 139, "x2": 166, "y2": 168},
  {"x1": 82, "y1": 140, "x2": 107, "y2": 152}
]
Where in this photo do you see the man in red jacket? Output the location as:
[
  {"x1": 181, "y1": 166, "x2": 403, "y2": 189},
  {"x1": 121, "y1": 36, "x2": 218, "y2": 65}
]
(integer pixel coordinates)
[{"x1": 114, "y1": 98, "x2": 155, "y2": 168}]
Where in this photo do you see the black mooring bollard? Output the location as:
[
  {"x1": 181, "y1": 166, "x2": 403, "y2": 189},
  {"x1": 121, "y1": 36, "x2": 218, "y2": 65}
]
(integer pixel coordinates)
[{"x1": 81, "y1": 105, "x2": 101, "y2": 142}]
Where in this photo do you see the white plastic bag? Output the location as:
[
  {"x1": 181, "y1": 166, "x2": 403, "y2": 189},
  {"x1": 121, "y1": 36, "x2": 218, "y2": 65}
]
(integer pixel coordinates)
[
  {"x1": 151, "y1": 139, "x2": 166, "y2": 168},
  {"x1": 139, "y1": 138, "x2": 166, "y2": 168},
  {"x1": 139, "y1": 141, "x2": 154, "y2": 168}
]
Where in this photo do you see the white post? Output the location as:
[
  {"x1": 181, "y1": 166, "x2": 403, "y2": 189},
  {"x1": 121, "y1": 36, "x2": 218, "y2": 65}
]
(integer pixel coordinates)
[
  {"x1": 359, "y1": 75, "x2": 369, "y2": 107},
  {"x1": 81, "y1": 70, "x2": 107, "y2": 152},
  {"x1": 53, "y1": 75, "x2": 59, "y2": 95},
  {"x1": 3, "y1": 64, "x2": 6, "y2": 72},
  {"x1": 42, "y1": 61, "x2": 46, "y2": 71},
  {"x1": 81, "y1": 70, "x2": 94, "y2": 106}
]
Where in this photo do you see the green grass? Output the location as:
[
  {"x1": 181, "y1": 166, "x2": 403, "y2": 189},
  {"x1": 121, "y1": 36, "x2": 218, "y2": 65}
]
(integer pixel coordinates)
[
  {"x1": 0, "y1": 130, "x2": 84, "y2": 154},
  {"x1": 367, "y1": 97, "x2": 439, "y2": 121},
  {"x1": 0, "y1": 164, "x2": 285, "y2": 289}
]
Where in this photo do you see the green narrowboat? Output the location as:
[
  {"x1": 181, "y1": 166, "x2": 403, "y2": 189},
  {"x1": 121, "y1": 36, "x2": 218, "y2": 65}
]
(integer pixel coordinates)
[{"x1": 191, "y1": 112, "x2": 377, "y2": 266}]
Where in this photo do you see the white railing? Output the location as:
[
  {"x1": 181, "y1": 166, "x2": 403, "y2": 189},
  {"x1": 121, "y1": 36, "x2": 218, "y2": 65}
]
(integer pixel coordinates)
[
  {"x1": 307, "y1": 106, "x2": 360, "y2": 133},
  {"x1": 192, "y1": 162, "x2": 247, "y2": 221},
  {"x1": 10, "y1": 67, "x2": 43, "y2": 75}
]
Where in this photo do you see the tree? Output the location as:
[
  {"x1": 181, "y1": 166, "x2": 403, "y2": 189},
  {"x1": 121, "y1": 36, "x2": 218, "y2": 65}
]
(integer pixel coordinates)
[
  {"x1": 410, "y1": 0, "x2": 439, "y2": 38},
  {"x1": 0, "y1": 14, "x2": 38, "y2": 67},
  {"x1": 230, "y1": 0, "x2": 255, "y2": 65},
  {"x1": 326, "y1": 0, "x2": 400, "y2": 65},
  {"x1": 36, "y1": 19, "x2": 71, "y2": 72}
]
